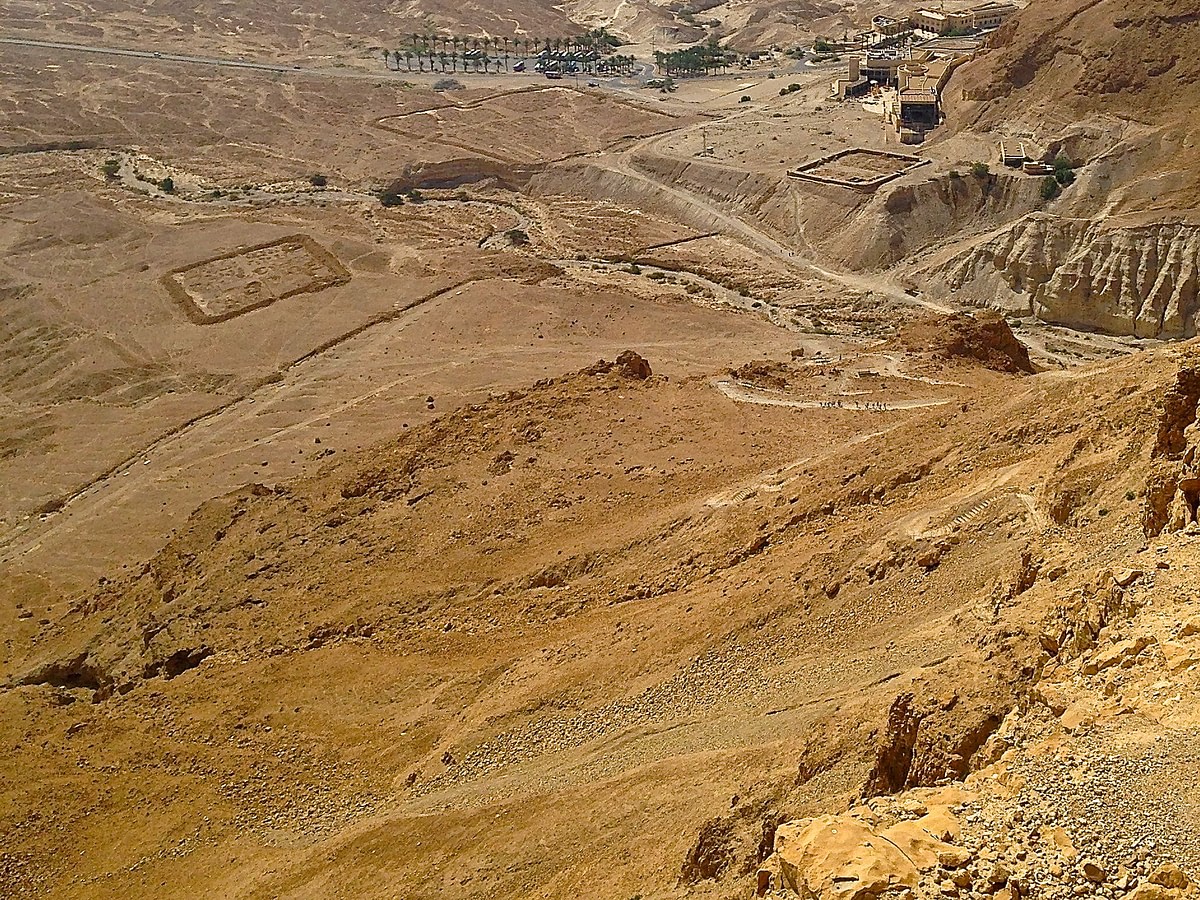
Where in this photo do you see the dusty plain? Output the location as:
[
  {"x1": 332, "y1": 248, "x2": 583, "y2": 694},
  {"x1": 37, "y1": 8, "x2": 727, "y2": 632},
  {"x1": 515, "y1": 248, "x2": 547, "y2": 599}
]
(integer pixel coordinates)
[{"x1": 3, "y1": 2, "x2": 1200, "y2": 900}]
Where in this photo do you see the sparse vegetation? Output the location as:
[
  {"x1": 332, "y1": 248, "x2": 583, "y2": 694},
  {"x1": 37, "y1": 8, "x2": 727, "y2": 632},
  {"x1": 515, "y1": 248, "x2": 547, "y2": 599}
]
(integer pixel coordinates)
[
  {"x1": 813, "y1": 38, "x2": 835, "y2": 53},
  {"x1": 739, "y1": 95, "x2": 751, "y2": 103},
  {"x1": 309, "y1": 173, "x2": 327, "y2": 187},
  {"x1": 102, "y1": 158, "x2": 120, "y2": 179},
  {"x1": 1054, "y1": 154, "x2": 1077, "y2": 186},
  {"x1": 779, "y1": 83, "x2": 802, "y2": 96},
  {"x1": 1041, "y1": 175, "x2": 1061, "y2": 201},
  {"x1": 158, "y1": 176, "x2": 175, "y2": 193},
  {"x1": 970, "y1": 162, "x2": 990, "y2": 178},
  {"x1": 378, "y1": 187, "x2": 406, "y2": 207},
  {"x1": 433, "y1": 78, "x2": 465, "y2": 91},
  {"x1": 505, "y1": 228, "x2": 529, "y2": 246}
]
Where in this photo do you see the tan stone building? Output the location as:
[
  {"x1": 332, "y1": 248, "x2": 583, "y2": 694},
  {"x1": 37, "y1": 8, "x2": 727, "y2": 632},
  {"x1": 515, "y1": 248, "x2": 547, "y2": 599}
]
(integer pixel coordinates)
[{"x1": 969, "y1": 1, "x2": 1018, "y2": 29}]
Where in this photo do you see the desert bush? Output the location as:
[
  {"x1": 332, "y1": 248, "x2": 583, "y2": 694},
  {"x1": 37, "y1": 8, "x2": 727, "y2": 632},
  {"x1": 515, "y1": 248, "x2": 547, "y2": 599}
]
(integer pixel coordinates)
[
  {"x1": 309, "y1": 173, "x2": 327, "y2": 187},
  {"x1": 378, "y1": 187, "x2": 406, "y2": 207},
  {"x1": 1053, "y1": 154, "x2": 1076, "y2": 186},
  {"x1": 1040, "y1": 175, "x2": 1061, "y2": 201},
  {"x1": 970, "y1": 161, "x2": 990, "y2": 178}
]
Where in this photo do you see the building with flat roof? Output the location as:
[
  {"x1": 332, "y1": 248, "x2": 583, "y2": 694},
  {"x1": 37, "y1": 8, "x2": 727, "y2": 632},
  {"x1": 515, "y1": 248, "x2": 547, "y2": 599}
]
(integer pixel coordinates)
[
  {"x1": 862, "y1": 49, "x2": 910, "y2": 84},
  {"x1": 912, "y1": 8, "x2": 971, "y2": 34},
  {"x1": 833, "y1": 56, "x2": 871, "y2": 98},
  {"x1": 969, "y1": 1, "x2": 1018, "y2": 29},
  {"x1": 872, "y1": 15, "x2": 911, "y2": 37}
]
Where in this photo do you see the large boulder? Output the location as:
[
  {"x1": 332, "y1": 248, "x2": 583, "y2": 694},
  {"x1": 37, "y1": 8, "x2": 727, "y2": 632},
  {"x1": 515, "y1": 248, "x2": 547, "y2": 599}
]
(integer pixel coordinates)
[{"x1": 766, "y1": 814, "x2": 919, "y2": 900}]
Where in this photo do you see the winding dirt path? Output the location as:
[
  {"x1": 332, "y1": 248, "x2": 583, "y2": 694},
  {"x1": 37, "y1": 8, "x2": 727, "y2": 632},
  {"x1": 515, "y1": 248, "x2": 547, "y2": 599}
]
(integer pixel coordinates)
[{"x1": 714, "y1": 379, "x2": 953, "y2": 412}]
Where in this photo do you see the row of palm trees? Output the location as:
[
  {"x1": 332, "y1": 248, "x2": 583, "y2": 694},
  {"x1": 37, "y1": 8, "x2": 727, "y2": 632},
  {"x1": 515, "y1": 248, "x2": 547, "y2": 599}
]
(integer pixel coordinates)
[
  {"x1": 382, "y1": 28, "x2": 628, "y2": 75},
  {"x1": 653, "y1": 39, "x2": 737, "y2": 76}
]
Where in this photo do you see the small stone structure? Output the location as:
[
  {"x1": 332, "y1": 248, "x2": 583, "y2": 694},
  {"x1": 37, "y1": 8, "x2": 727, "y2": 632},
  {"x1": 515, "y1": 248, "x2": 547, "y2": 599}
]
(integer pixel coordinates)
[
  {"x1": 160, "y1": 234, "x2": 351, "y2": 324},
  {"x1": 788, "y1": 148, "x2": 930, "y2": 190}
]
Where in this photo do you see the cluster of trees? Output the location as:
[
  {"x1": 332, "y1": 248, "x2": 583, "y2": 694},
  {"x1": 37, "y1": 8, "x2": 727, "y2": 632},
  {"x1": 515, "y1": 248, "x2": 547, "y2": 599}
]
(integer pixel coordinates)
[
  {"x1": 383, "y1": 28, "x2": 627, "y2": 74},
  {"x1": 653, "y1": 38, "x2": 737, "y2": 77},
  {"x1": 1041, "y1": 155, "x2": 1077, "y2": 200}
]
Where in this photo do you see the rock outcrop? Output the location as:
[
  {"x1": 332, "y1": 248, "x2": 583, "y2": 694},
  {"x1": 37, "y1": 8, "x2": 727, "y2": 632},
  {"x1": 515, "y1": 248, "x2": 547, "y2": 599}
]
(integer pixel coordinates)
[
  {"x1": 581, "y1": 350, "x2": 653, "y2": 380},
  {"x1": 888, "y1": 312, "x2": 1034, "y2": 375},
  {"x1": 927, "y1": 216, "x2": 1200, "y2": 339},
  {"x1": 757, "y1": 795, "x2": 967, "y2": 898},
  {"x1": 1143, "y1": 361, "x2": 1200, "y2": 535}
]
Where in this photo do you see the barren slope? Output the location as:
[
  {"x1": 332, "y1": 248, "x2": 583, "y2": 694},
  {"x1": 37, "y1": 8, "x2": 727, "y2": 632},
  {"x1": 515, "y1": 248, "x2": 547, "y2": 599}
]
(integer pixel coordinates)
[{"x1": 5, "y1": 322, "x2": 1200, "y2": 898}]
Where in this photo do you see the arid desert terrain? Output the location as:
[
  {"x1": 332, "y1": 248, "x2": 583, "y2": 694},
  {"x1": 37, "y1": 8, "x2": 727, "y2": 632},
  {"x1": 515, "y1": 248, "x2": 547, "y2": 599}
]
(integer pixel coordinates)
[{"x1": 3, "y1": 0, "x2": 1200, "y2": 898}]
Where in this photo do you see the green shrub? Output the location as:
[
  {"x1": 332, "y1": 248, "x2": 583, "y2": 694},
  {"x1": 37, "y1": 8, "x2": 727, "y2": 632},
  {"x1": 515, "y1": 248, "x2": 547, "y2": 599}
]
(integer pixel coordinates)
[
  {"x1": 1040, "y1": 176, "x2": 1061, "y2": 201},
  {"x1": 970, "y1": 161, "x2": 990, "y2": 178},
  {"x1": 309, "y1": 173, "x2": 327, "y2": 187},
  {"x1": 158, "y1": 176, "x2": 175, "y2": 193},
  {"x1": 739, "y1": 95, "x2": 751, "y2": 103},
  {"x1": 102, "y1": 158, "x2": 120, "y2": 179},
  {"x1": 379, "y1": 187, "x2": 406, "y2": 207}
]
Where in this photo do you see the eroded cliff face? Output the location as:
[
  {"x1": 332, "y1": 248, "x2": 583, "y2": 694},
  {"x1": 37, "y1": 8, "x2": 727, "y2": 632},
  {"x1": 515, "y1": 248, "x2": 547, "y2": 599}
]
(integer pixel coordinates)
[{"x1": 928, "y1": 215, "x2": 1200, "y2": 338}]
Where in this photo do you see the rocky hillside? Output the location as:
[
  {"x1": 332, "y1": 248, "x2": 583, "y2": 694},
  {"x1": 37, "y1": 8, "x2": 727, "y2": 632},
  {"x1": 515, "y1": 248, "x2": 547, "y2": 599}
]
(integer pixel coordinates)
[
  {"x1": 920, "y1": 0, "x2": 1200, "y2": 338},
  {"x1": 5, "y1": 325, "x2": 1200, "y2": 899},
  {"x1": 923, "y1": 216, "x2": 1200, "y2": 338}
]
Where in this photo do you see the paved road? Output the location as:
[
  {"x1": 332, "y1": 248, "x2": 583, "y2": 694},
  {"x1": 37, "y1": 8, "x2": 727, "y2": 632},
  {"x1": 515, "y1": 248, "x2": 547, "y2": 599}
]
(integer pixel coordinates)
[{"x1": 0, "y1": 35, "x2": 409, "y2": 80}]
